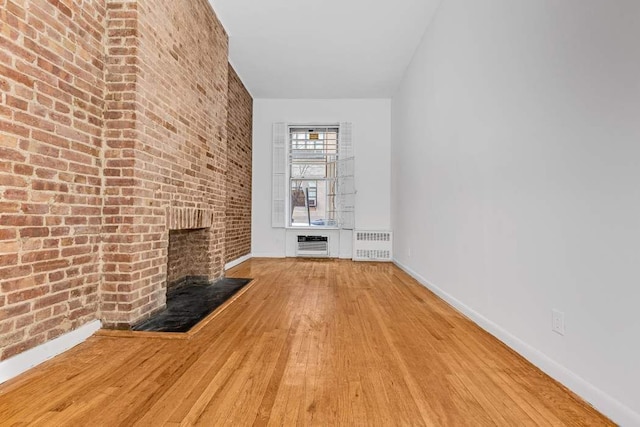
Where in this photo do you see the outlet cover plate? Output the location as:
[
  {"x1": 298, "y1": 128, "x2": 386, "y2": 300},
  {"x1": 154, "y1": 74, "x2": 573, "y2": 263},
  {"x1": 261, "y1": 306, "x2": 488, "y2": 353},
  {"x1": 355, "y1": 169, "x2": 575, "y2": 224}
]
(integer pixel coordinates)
[{"x1": 552, "y1": 309, "x2": 565, "y2": 335}]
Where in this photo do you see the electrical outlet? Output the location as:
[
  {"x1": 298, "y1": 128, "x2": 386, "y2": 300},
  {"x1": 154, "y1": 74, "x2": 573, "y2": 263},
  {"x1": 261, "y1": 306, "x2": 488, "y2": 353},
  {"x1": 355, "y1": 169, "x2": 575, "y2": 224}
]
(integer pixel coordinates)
[
  {"x1": 552, "y1": 310, "x2": 565, "y2": 335},
  {"x1": 408, "y1": 247, "x2": 412, "y2": 257}
]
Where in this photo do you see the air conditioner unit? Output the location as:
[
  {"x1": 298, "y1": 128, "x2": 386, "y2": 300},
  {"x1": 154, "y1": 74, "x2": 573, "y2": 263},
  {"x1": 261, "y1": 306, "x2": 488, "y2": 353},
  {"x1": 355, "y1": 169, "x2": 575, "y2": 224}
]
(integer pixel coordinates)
[
  {"x1": 296, "y1": 235, "x2": 329, "y2": 257},
  {"x1": 353, "y1": 230, "x2": 393, "y2": 261}
]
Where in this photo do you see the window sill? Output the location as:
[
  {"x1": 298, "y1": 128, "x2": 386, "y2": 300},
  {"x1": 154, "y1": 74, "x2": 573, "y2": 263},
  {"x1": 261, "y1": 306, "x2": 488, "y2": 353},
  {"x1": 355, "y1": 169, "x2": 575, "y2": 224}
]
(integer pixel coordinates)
[{"x1": 285, "y1": 226, "x2": 340, "y2": 231}]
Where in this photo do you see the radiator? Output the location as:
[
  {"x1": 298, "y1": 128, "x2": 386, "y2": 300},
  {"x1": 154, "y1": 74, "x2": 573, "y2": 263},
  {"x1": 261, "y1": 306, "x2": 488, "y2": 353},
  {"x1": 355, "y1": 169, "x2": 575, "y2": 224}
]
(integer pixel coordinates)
[
  {"x1": 296, "y1": 235, "x2": 329, "y2": 257},
  {"x1": 353, "y1": 230, "x2": 393, "y2": 261}
]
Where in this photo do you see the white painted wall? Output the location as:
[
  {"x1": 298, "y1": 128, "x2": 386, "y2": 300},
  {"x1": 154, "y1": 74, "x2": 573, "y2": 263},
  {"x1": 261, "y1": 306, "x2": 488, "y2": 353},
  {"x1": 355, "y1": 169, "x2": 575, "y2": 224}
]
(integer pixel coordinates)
[
  {"x1": 253, "y1": 99, "x2": 391, "y2": 257},
  {"x1": 391, "y1": 0, "x2": 640, "y2": 424}
]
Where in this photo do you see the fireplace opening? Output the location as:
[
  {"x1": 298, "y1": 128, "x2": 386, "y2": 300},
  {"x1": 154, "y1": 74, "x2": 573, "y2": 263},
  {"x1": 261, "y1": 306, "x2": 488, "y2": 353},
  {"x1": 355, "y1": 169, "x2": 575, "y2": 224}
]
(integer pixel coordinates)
[
  {"x1": 132, "y1": 227, "x2": 253, "y2": 333},
  {"x1": 167, "y1": 228, "x2": 211, "y2": 289},
  {"x1": 130, "y1": 224, "x2": 253, "y2": 333}
]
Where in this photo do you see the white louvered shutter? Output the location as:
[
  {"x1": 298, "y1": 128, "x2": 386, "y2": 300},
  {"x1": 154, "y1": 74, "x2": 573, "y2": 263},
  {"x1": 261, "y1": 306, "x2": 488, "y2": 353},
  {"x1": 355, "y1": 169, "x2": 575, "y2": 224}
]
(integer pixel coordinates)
[
  {"x1": 337, "y1": 122, "x2": 355, "y2": 230},
  {"x1": 272, "y1": 123, "x2": 286, "y2": 228}
]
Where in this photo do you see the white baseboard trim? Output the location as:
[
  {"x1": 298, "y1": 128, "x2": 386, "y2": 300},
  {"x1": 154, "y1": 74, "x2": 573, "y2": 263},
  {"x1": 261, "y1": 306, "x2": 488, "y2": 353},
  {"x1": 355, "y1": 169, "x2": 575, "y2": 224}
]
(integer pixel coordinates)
[
  {"x1": 250, "y1": 253, "x2": 286, "y2": 258},
  {"x1": 393, "y1": 259, "x2": 640, "y2": 427},
  {"x1": 0, "y1": 319, "x2": 102, "y2": 385},
  {"x1": 225, "y1": 253, "x2": 252, "y2": 270}
]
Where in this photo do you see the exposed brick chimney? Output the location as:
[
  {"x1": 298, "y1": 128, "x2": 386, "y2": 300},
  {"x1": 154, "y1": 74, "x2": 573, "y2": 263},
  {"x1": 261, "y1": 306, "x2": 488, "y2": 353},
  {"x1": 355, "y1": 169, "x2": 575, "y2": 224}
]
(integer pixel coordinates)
[{"x1": 0, "y1": 0, "x2": 252, "y2": 358}]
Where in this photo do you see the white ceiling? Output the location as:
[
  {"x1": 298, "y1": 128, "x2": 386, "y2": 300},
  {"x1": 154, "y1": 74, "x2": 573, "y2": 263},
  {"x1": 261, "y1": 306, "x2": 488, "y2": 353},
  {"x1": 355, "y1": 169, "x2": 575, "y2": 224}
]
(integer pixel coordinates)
[{"x1": 210, "y1": 0, "x2": 441, "y2": 99}]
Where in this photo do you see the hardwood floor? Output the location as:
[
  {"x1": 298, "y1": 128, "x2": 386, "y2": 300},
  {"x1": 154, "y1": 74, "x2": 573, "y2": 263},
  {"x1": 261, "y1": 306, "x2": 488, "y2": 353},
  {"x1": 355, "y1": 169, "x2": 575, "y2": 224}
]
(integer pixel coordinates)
[{"x1": 0, "y1": 258, "x2": 612, "y2": 426}]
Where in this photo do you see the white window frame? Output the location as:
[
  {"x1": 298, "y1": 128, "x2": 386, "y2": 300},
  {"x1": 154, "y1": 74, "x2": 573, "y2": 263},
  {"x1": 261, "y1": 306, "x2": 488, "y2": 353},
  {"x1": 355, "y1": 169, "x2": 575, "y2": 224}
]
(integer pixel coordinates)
[
  {"x1": 272, "y1": 122, "x2": 354, "y2": 230},
  {"x1": 285, "y1": 124, "x2": 340, "y2": 230}
]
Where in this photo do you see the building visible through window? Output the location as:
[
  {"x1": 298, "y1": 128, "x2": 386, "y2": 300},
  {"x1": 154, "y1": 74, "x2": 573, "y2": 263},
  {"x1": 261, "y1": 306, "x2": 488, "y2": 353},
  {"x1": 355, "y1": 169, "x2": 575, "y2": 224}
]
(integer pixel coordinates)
[{"x1": 289, "y1": 127, "x2": 338, "y2": 227}]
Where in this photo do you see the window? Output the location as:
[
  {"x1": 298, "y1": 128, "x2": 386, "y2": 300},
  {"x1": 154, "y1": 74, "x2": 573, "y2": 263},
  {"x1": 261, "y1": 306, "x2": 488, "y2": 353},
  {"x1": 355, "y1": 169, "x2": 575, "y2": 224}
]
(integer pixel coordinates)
[
  {"x1": 272, "y1": 122, "x2": 354, "y2": 230},
  {"x1": 289, "y1": 127, "x2": 338, "y2": 227}
]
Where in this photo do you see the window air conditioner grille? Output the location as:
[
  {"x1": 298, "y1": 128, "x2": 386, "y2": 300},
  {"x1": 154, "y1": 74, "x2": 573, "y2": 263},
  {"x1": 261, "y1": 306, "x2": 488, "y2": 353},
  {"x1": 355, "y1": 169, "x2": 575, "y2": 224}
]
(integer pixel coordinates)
[{"x1": 296, "y1": 235, "x2": 329, "y2": 257}]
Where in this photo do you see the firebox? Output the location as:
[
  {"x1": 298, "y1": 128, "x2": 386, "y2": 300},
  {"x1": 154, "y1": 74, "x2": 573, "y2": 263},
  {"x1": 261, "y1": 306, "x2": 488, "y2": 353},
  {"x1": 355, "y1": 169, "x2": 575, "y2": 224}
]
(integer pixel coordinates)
[{"x1": 167, "y1": 228, "x2": 212, "y2": 289}]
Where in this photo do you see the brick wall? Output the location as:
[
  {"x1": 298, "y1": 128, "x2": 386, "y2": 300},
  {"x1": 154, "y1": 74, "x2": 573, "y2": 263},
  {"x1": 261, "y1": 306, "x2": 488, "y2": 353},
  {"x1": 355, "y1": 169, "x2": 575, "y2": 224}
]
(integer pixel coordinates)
[
  {"x1": 225, "y1": 65, "x2": 252, "y2": 262},
  {"x1": 100, "y1": 0, "x2": 143, "y2": 328},
  {"x1": 0, "y1": 0, "x2": 106, "y2": 360},
  {"x1": 100, "y1": 0, "x2": 229, "y2": 328},
  {"x1": 1, "y1": 0, "x2": 252, "y2": 358}
]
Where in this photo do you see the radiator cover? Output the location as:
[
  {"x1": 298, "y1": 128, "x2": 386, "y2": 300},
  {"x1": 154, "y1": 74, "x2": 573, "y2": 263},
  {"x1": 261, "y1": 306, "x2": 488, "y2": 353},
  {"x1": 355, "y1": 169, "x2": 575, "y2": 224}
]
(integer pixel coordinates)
[{"x1": 353, "y1": 230, "x2": 393, "y2": 261}]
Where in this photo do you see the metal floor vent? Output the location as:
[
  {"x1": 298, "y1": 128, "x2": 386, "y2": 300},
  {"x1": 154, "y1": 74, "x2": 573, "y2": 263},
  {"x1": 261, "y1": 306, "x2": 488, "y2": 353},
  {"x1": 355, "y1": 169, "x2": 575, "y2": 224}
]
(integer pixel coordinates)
[
  {"x1": 296, "y1": 235, "x2": 329, "y2": 257},
  {"x1": 353, "y1": 231, "x2": 393, "y2": 261}
]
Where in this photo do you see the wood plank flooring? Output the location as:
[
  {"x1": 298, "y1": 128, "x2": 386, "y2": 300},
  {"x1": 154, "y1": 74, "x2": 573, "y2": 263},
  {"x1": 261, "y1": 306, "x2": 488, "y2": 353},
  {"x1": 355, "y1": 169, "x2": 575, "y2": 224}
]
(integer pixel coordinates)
[{"x1": 0, "y1": 258, "x2": 612, "y2": 426}]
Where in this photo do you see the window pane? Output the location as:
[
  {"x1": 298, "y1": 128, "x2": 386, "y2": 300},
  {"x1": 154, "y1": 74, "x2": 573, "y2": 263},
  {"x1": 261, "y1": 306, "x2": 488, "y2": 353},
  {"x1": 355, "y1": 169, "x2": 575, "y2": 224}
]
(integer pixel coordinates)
[
  {"x1": 290, "y1": 180, "x2": 337, "y2": 227},
  {"x1": 291, "y1": 162, "x2": 328, "y2": 179}
]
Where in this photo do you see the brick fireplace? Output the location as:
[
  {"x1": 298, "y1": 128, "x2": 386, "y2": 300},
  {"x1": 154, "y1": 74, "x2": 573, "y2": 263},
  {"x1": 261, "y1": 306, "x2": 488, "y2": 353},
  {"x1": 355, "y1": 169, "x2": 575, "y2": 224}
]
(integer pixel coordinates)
[
  {"x1": 99, "y1": 0, "x2": 229, "y2": 329},
  {"x1": 0, "y1": 0, "x2": 252, "y2": 359}
]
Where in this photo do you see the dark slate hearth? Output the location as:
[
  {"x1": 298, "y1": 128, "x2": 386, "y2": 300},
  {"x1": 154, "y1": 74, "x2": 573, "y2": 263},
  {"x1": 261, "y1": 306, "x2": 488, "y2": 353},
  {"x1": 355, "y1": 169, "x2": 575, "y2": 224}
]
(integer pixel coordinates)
[{"x1": 132, "y1": 277, "x2": 252, "y2": 333}]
